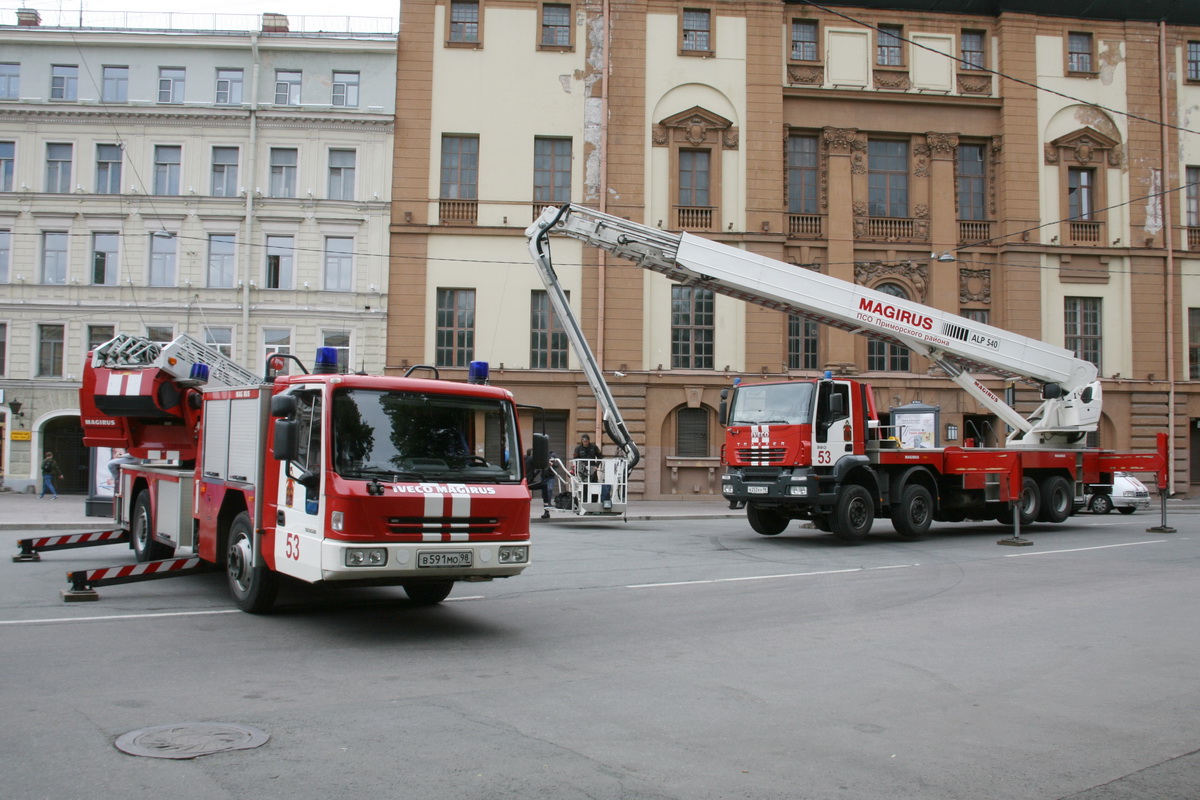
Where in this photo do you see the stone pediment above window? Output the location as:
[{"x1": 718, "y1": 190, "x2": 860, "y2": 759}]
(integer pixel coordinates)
[
  {"x1": 1045, "y1": 127, "x2": 1122, "y2": 167},
  {"x1": 653, "y1": 106, "x2": 739, "y2": 149}
]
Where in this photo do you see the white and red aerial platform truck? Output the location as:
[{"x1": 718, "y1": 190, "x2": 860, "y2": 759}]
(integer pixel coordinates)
[{"x1": 43, "y1": 334, "x2": 545, "y2": 611}]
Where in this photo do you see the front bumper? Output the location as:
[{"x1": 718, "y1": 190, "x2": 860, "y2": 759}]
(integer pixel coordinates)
[
  {"x1": 721, "y1": 468, "x2": 833, "y2": 508},
  {"x1": 318, "y1": 540, "x2": 530, "y2": 582}
]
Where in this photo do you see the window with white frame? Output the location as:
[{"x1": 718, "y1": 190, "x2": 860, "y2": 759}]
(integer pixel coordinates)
[
  {"x1": 275, "y1": 70, "x2": 301, "y2": 105},
  {"x1": 324, "y1": 237, "x2": 353, "y2": 291},
  {"x1": 153, "y1": 145, "x2": 181, "y2": 195},
  {"x1": 269, "y1": 148, "x2": 297, "y2": 197},
  {"x1": 88, "y1": 324, "x2": 114, "y2": 352},
  {"x1": 332, "y1": 71, "x2": 359, "y2": 107},
  {"x1": 0, "y1": 141, "x2": 13, "y2": 191},
  {"x1": 38, "y1": 324, "x2": 65, "y2": 377},
  {"x1": 146, "y1": 325, "x2": 174, "y2": 343},
  {"x1": 263, "y1": 327, "x2": 292, "y2": 374},
  {"x1": 42, "y1": 232, "x2": 68, "y2": 284},
  {"x1": 149, "y1": 232, "x2": 177, "y2": 286},
  {"x1": 327, "y1": 149, "x2": 356, "y2": 200},
  {"x1": 265, "y1": 235, "x2": 294, "y2": 289},
  {"x1": 0, "y1": 229, "x2": 9, "y2": 282},
  {"x1": 102, "y1": 66, "x2": 128, "y2": 103},
  {"x1": 92, "y1": 232, "x2": 119, "y2": 285},
  {"x1": 0, "y1": 321, "x2": 6, "y2": 375},
  {"x1": 96, "y1": 144, "x2": 122, "y2": 194},
  {"x1": 204, "y1": 326, "x2": 233, "y2": 359},
  {"x1": 45, "y1": 143, "x2": 72, "y2": 193},
  {"x1": 215, "y1": 68, "x2": 243, "y2": 105},
  {"x1": 321, "y1": 330, "x2": 350, "y2": 373},
  {"x1": 211, "y1": 147, "x2": 238, "y2": 197},
  {"x1": 51, "y1": 65, "x2": 78, "y2": 100},
  {"x1": 0, "y1": 63, "x2": 18, "y2": 100},
  {"x1": 208, "y1": 234, "x2": 236, "y2": 288},
  {"x1": 158, "y1": 67, "x2": 185, "y2": 103}
]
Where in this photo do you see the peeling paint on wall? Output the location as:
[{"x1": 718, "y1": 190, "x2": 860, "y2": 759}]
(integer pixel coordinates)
[
  {"x1": 1098, "y1": 40, "x2": 1123, "y2": 86},
  {"x1": 1144, "y1": 167, "x2": 1163, "y2": 235},
  {"x1": 583, "y1": 13, "x2": 606, "y2": 202}
]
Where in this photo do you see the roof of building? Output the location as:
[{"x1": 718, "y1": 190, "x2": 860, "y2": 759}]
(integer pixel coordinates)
[{"x1": 796, "y1": 0, "x2": 1200, "y2": 26}]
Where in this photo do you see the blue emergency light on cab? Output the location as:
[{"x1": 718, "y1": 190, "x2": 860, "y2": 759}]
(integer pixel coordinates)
[
  {"x1": 468, "y1": 360, "x2": 489, "y2": 384},
  {"x1": 189, "y1": 362, "x2": 210, "y2": 384},
  {"x1": 313, "y1": 346, "x2": 339, "y2": 374}
]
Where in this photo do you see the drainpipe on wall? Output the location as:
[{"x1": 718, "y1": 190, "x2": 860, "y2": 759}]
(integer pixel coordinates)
[
  {"x1": 1159, "y1": 21, "x2": 1177, "y2": 491},
  {"x1": 241, "y1": 33, "x2": 260, "y2": 367}
]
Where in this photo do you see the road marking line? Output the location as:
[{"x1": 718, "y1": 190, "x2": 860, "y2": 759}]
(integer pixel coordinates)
[
  {"x1": 1004, "y1": 540, "x2": 1166, "y2": 557},
  {"x1": 628, "y1": 564, "x2": 918, "y2": 589},
  {"x1": 0, "y1": 609, "x2": 242, "y2": 626}
]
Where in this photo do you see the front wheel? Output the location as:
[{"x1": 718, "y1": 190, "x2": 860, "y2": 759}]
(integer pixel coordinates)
[
  {"x1": 831, "y1": 485, "x2": 874, "y2": 544},
  {"x1": 131, "y1": 490, "x2": 175, "y2": 563},
  {"x1": 403, "y1": 581, "x2": 454, "y2": 605},
  {"x1": 226, "y1": 512, "x2": 279, "y2": 614},
  {"x1": 747, "y1": 505, "x2": 789, "y2": 536},
  {"x1": 1090, "y1": 494, "x2": 1113, "y2": 515},
  {"x1": 891, "y1": 484, "x2": 933, "y2": 539},
  {"x1": 1117, "y1": 506, "x2": 1137, "y2": 515}
]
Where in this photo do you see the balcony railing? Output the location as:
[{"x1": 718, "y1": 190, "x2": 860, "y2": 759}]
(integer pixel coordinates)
[
  {"x1": 675, "y1": 206, "x2": 714, "y2": 231},
  {"x1": 861, "y1": 216, "x2": 918, "y2": 240},
  {"x1": 1188, "y1": 227, "x2": 1200, "y2": 250},
  {"x1": 439, "y1": 199, "x2": 477, "y2": 225},
  {"x1": 958, "y1": 220, "x2": 993, "y2": 245},
  {"x1": 787, "y1": 214, "x2": 824, "y2": 238},
  {"x1": 1067, "y1": 220, "x2": 1103, "y2": 245}
]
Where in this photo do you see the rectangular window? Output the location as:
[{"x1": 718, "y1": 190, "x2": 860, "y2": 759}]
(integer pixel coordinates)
[
  {"x1": 1189, "y1": 42, "x2": 1200, "y2": 82},
  {"x1": 88, "y1": 324, "x2": 115, "y2": 352},
  {"x1": 1067, "y1": 32, "x2": 1093, "y2": 73},
  {"x1": 51, "y1": 65, "x2": 78, "y2": 100},
  {"x1": 269, "y1": 148, "x2": 297, "y2": 197},
  {"x1": 1068, "y1": 167, "x2": 1094, "y2": 220},
  {"x1": 42, "y1": 232, "x2": 68, "y2": 284},
  {"x1": 0, "y1": 322, "x2": 6, "y2": 375},
  {"x1": 153, "y1": 145, "x2": 181, "y2": 195},
  {"x1": 38, "y1": 324, "x2": 65, "y2": 377},
  {"x1": 534, "y1": 137, "x2": 571, "y2": 205},
  {"x1": 682, "y1": 9, "x2": 712, "y2": 53},
  {"x1": 787, "y1": 135, "x2": 819, "y2": 214},
  {"x1": 877, "y1": 25, "x2": 904, "y2": 66},
  {"x1": 440, "y1": 135, "x2": 478, "y2": 200},
  {"x1": 868, "y1": 140, "x2": 908, "y2": 218},
  {"x1": 791, "y1": 20, "x2": 818, "y2": 61},
  {"x1": 149, "y1": 232, "x2": 176, "y2": 286},
  {"x1": 0, "y1": 141, "x2": 13, "y2": 191},
  {"x1": 324, "y1": 237, "x2": 353, "y2": 291},
  {"x1": 274, "y1": 70, "x2": 301, "y2": 105},
  {"x1": 263, "y1": 328, "x2": 293, "y2": 375},
  {"x1": 1188, "y1": 166, "x2": 1200, "y2": 228},
  {"x1": 146, "y1": 325, "x2": 174, "y2": 343},
  {"x1": 327, "y1": 149, "x2": 356, "y2": 200},
  {"x1": 96, "y1": 144, "x2": 122, "y2": 194},
  {"x1": 45, "y1": 143, "x2": 72, "y2": 193},
  {"x1": 208, "y1": 234, "x2": 236, "y2": 288},
  {"x1": 960, "y1": 31, "x2": 985, "y2": 70},
  {"x1": 530, "y1": 290, "x2": 568, "y2": 369},
  {"x1": 0, "y1": 63, "x2": 18, "y2": 100},
  {"x1": 1190, "y1": 309, "x2": 1200, "y2": 380},
  {"x1": 678, "y1": 149, "x2": 711, "y2": 208},
  {"x1": 449, "y1": 0, "x2": 480, "y2": 43},
  {"x1": 92, "y1": 232, "x2": 119, "y2": 285},
  {"x1": 960, "y1": 308, "x2": 989, "y2": 324},
  {"x1": 867, "y1": 338, "x2": 910, "y2": 371},
  {"x1": 331, "y1": 71, "x2": 359, "y2": 107},
  {"x1": 158, "y1": 67, "x2": 185, "y2": 103},
  {"x1": 211, "y1": 147, "x2": 239, "y2": 197},
  {"x1": 787, "y1": 315, "x2": 818, "y2": 370},
  {"x1": 671, "y1": 285, "x2": 714, "y2": 369},
  {"x1": 321, "y1": 330, "x2": 350, "y2": 373},
  {"x1": 1064, "y1": 296, "x2": 1102, "y2": 370},
  {"x1": 102, "y1": 66, "x2": 128, "y2": 103},
  {"x1": 203, "y1": 326, "x2": 233, "y2": 359},
  {"x1": 436, "y1": 288, "x2": 476, "y2": 367},
  {"x1": 265, "y1": 235, "x2": 294, "y2": 290},
  {"x1": 215, "y1": 68, "x2": 243, "y2": 105},
  {"x1": 0, "y1": 229, "x2": 10, "y2": 283},
  {"x1": 958, "y1": 143, "x2": 987, "y2": 221},
  {"x1": 541, "y1": 4, "x2": 571, "y2": 47}
]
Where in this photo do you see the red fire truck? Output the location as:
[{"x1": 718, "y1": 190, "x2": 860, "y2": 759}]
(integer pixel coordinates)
[
  {"x1": 35, "y1": 334, "x2": 544, "y2": 611},
  {"x1": 526, "y1": 204, "x2": 1168, "y2": 541}
]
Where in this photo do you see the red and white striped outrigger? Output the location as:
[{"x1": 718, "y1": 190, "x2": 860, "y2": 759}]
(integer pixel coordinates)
[
  {"x1": 12, "y1": 529, "x2": 130, "y2": 562},
  {"x1": 63, "y1": 557, "x2": 215, "y2": 602}
]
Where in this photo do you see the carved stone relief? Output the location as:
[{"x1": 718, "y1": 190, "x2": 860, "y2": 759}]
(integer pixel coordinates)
[
  {"x1": 855, "y1": 260, "x2": 930, "y2": 303},
  {"x1": 959, "y1": 267, "x2": 992, "y2": 304},
  {"x1": 788, "y1": 65, "x2": 824, "y2": 85}
]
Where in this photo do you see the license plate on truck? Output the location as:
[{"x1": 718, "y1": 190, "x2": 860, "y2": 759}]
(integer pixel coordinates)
[
  {"x1": 748, "y1": 486, "x2": 768, "y2": 494},
  {"x1": 418, "y1": 551, "x2": 472, "y2": 568}
]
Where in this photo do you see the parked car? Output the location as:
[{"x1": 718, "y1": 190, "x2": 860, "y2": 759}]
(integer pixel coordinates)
[{"x1": 1087, "y1": 472, "x2": 1152, "y2": 514}]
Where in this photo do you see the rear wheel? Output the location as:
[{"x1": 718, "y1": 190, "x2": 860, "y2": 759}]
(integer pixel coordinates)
[
  {"x1": 1037, "y1": 476, "x2": 1073, "y2": 523},
  {"x1": 747, "y1": 505, "x2": 789, "y2": 536},
  {"x1": 403, "y1": 581, "x2": 454, "y2": 605},
  {"x1": 226, "y1": 512, "x2": 279, "y2": 614},
  {"x1": 891, "y1": 484, "x2": 933, "y2": 539},
  {"x1": 131, "y1": 490, "x2": 175, "y2": 563},
  {"x1": 831, "y1": 485, "x2": 874, "y2": 543},
  {"x1": 996, "y1": 477, "x2": 1040, "y2": 526}
]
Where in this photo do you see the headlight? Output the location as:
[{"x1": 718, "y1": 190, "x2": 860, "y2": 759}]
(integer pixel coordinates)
[
  {"x1": 331, "y1": 511, "x2": 344, "y2": 531},
  {"x1": 498, "y1": 546, "x2": 529, "y2": 564},
  {"x1": 788, "y1": 485, "x2": 808, "y2": 496},
  {"x1": 345, "y1": 548, "x2": 387, "y2": 567}
]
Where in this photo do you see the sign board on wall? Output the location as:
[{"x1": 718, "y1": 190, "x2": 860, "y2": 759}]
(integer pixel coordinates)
[{"x1": 11, "y1": 430, "x2": 31, "y2": 441}]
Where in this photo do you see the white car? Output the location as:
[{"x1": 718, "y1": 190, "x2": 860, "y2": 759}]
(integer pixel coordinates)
[{"x1": 1087, "y1": 472, "x2": 1152, "y2": 515}]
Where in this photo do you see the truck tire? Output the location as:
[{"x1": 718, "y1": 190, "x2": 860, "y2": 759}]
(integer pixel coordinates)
[
  {"x1": 403, "y1": 581, "x2": 454, "y2": 605},
  {"x1": 996, "y1": 477, "x2": 1040, "y2": 526},
  {"x1": 1038, "y1": 475, "x2": 1072, "y2": 523},
  {"x1": 1089, "y1": 494, "x2": 1113, "y2": 514},
  {"x1": 891, "y1": 484, "x2": 933, "y2": 539},
  {"x1": 747, "y1": 505, "x2": 789, "y2": 536},
  {"x1": 226, "y1": 512, "x2": 279, "y2": 614},
  {"x1": 131, "y1": 490, "x2": 175, "y2": 563},
  {"x1": 831, "y1": 485, "x2": 874, "y2": 543},
  {"x1": 1117, "y1": 506, "x2": 1137, "y2": 515}
]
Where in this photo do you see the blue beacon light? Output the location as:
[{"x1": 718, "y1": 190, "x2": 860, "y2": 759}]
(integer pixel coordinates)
[
  {"x1": 313, "y1": 347, "x2": 339, "y2": 374},
  {"x1": 468, "y1": 361, "x2": 489, "y2": 384}
]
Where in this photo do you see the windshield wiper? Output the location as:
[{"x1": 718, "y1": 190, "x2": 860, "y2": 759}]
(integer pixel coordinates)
[{"x1": 347, "y1": 467, "x2": 426, "y2": 481}]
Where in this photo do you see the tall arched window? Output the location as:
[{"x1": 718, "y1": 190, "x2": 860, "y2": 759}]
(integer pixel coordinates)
[{"x1": 867, "y1": 283, "x2": 911, "y2": 371}]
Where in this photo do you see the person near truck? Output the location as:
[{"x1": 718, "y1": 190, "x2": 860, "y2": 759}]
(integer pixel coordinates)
[
  {"x1": 40, "y1": 451, "x2": 62, "y2": 499},
  {"x1": 573, "y1": 433, "x2": 611, "y2": 509}
]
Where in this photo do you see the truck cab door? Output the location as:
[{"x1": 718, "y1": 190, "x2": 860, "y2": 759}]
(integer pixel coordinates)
[
  {"x1": 274, "y1": 389, "x2": 324, "y2": 582},
  {"x1": 814, "y1": 383, "x2": 853, "y2": 468}
]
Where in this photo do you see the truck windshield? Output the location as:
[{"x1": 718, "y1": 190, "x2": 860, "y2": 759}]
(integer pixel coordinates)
[
  {"x1": 728, "y1": 383, "x2": 815, "y2": 426},
  {"x1": 331, "y1": 389, "x2": 521, "y2": 483}
]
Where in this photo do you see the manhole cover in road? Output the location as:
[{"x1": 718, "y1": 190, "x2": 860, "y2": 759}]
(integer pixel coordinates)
[{"x1": 115, "y1": 723, "x2": 269, "y2": 760}]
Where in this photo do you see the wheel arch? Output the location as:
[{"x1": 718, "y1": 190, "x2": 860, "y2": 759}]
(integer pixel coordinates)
[{"x1": 215, "y1": 491, "x2": 251, "y2": 567}]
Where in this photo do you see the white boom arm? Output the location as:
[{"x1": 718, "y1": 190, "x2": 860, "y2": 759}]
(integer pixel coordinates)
[{"x1": 527, "y1": 204, "x2": 1103, "y2": 448}]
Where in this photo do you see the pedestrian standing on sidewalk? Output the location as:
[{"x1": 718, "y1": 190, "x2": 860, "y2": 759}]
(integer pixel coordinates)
[{"x1": 40, "y1": 451, "x2": 62, "y2": 499}]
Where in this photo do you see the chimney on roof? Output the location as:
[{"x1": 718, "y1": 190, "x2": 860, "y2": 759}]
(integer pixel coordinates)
[
  {"x1": 17, "y1": 8, "x2": 42, "y2": 26},
  {"x1": 261, "y1": 12, "x2": 289, "y2": 32}
]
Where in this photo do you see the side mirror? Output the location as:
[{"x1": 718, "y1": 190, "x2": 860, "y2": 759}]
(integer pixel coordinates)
[
  {"x1": 273, "y1": 419, "x2": 299, "y2": 461},
  {"x1": 828, "y1": 393, "x2": 845, "y2": 418},
  {"x1": 531, "y1": 433, "x2": 550, "y2": 471},
  {"x1": 718, "y1": 387, "x2": 729, "y2": 426},
  {"x1": 270, "y1": 394, "x2": 298, "y2": 418}
]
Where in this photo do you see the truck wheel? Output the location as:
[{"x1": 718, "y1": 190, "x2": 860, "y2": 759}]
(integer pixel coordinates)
[
  {"x1": 226, "y1": 512, "x2": 279, "y2": 614},
  {"x1": 131, "y1": 490, "x2": 175, "y2": 563},
  {"x1": 1117, "y1": 506, "x2": 1136, "y2": 515},
  {"x1": 1090, "y1": 494, "x2": 1113, "y2": 514},
  {"x1": 403, "y1": 581, "x2": 454, "y2": 605},
  {"x1": 747, "y1": 505, "x2": 789, "y2": 536},
  {"x1": 891, "y1": 485, "x2": 933, "y2": 539},
  {"x1": 831, "y1": 485, "x2": 874, "y2": 543},
  {"x1": 1038, "y1": 476, "x2": 1072, "y2": 523},
  {"x1": 996, "y1": 477, "x2": 1040, "y2": 525}
]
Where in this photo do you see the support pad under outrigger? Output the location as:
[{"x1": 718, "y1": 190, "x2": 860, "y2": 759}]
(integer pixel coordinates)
[
  {"x1": 13, "y1": 529, "x2": 131, "y2": 562},
  {"x1": 62, "y1": 557, "x2": 217, "y2": 602}
]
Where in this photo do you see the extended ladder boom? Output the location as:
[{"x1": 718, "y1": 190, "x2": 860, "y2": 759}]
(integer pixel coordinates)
[{"x1": 527, "y1": 204, "x2": 1103, "y2": 447}]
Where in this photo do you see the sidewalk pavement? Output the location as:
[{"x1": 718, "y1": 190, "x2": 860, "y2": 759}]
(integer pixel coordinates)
[{"x1": 0, "y1": 490, "x2": 741, "y2": 532}]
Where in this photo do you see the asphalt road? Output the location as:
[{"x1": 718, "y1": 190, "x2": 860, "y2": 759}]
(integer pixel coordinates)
[{"x1": 2, "y1": 512, "x2": 1198, "y2": 800}]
